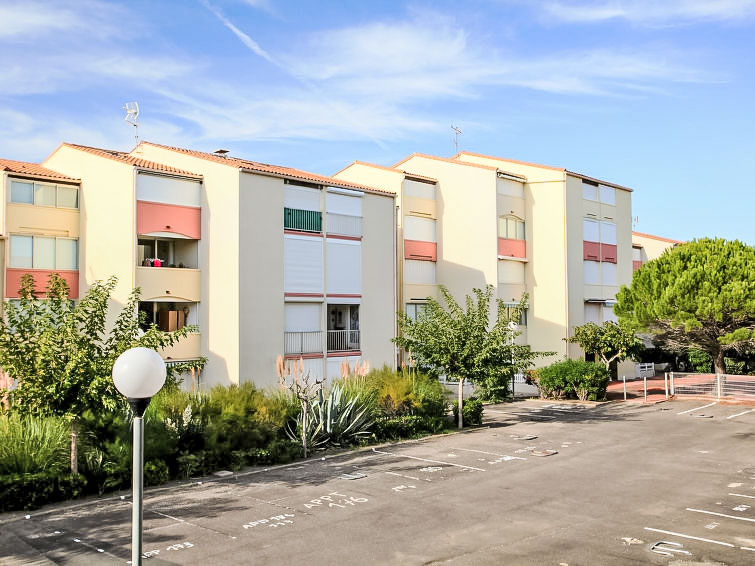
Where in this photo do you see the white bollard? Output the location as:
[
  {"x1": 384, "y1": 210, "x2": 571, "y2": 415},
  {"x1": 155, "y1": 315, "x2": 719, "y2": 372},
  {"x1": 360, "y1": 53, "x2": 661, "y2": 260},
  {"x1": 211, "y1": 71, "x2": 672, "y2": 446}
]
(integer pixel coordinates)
[
  {"x1": 622, "y1": 375, "x2": 627, "y2": 401},
  {"x1": 664, "y1": 372, "x2": 669, "y2": 399},
  {"x1": 644, "y1": 375, "x2": 647, "y2": 403}
]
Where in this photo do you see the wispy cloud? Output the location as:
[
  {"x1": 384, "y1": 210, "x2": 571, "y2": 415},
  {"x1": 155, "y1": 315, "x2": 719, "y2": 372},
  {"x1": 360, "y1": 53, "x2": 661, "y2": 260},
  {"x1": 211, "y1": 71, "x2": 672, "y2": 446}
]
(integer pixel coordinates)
[
  {"x1": 200, "y1": 0, "x2": 275, "y2": 63},
  {"x1": 0, "y1": 0, "x2": 128, "y2": 40},
  {"x1": 539, "y1": 0, "x2": 755, "y2": 25}
]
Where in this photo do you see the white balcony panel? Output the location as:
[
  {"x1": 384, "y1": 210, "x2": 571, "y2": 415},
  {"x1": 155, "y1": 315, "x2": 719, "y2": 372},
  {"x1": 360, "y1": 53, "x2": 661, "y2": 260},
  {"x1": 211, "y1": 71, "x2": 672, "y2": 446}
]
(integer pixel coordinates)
[
  {"x1": 326, "y1": 239, "x2": 361, "y2": 295},
  {"x1": 160, "y1": 332, "x2": 201, "y2": 361},
  {"x1": 405, "y1": 259, "x2": 436, "y2": 285},
  {"x1": 284, "y1": 185, "x2": 320, "y2": 211},
  {"x1": 326, "y1": 192, "x2": 362, "y2": 216},
  {"x1": 136, "y1": 173, "x2": 201, "y2": 207},
  {"x1": 404, "y1": 179, "x2": 436, "y2": 200},
  {"x1": 404, "y1": 215, "x2": 436, "y2": 242},
  {"x1": 498, "y1": 259, "x2": 525, "y2": 284},
  {"x1": 284, "y1": 235, "x2": 323, "y2": 294},
  {"x1": 285, "y1": 303, "x2": 321, "y2": 331},
  {"x1": 326, "y1": 213, "x2": 362, "y2": 237}
]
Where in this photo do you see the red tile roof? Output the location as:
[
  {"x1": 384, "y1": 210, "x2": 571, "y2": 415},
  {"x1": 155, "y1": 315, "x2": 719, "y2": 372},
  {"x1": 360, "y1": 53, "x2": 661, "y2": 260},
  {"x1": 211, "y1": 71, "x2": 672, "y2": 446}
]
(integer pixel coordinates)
[
  {"x1": 0, "y1": 158, "x2": 78, "y2": 182},
  {"x1": 139, "y1": 142, "x2": 394, "y2": 197},
  {"x1": 61, "y1": 143, "x2": 202, "y2": 179},
  {"x1": 632, "y1": 231, "x2": 685, "y2": 245}
]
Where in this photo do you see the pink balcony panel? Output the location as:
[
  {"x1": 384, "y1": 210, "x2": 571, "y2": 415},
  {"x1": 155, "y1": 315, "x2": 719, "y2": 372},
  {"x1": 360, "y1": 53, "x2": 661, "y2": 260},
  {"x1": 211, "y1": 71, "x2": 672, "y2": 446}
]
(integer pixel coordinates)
[
  {"x1": 137, "y1": 201, "x2": 201, "y2": 239},
  {"x1": 583, "y1": 240, "x2": 600, "y2": 261},
  {"x1": 601, "y1": 243, "x2": 617, "y2": 263},
  {"x1": 6, "y1": 268, "x2": 79, "y2": 299},
  {"x1": 633, "y1": 260, "x2": 643, "y2": 271},
  {"x1": 498, "y1": 238, "x2": 526, "y2": 258},
  {"x1": 404, "y1": 240, "x2": 437, "y2": 261}
]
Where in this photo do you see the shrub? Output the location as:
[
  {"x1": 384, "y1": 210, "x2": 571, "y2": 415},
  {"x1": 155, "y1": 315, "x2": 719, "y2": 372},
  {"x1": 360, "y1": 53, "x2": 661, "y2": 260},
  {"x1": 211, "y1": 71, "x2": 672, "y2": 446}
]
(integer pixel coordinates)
[
  {"x1": 452, "y1": 397, "x2": 484, "y2": 427},
  {"x1": 534, "y1": 359, "x2": 609, "y2": 401},
  {"x1": 144, "y1": 460, "x2": 170, "y2": 486},
  {"x1": 0, "y1": 472, "x2": 87, "y2": 512},
  {"x1": 0, "y1": 415, "x2": 70, "y2": 475},
  {"x1": 360, "y1": 366, "x2": 448, "y2": 420},
  {"x1": 688, "y1": 348, "x2": 713, "y2": 373}
]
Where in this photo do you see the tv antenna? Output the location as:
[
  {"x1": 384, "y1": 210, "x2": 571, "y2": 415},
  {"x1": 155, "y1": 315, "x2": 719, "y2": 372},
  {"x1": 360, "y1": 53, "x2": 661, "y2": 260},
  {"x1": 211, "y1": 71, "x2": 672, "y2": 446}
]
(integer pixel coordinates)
[
  {"x1": 632, "y1": 216, "x2": 639, "y2": 230},
  {"x1": 124, "y1": 102, "x2": 140, "y2": 145},
  {"x1": 451, "y1": 125, "x2": 463, "y2": 153}
]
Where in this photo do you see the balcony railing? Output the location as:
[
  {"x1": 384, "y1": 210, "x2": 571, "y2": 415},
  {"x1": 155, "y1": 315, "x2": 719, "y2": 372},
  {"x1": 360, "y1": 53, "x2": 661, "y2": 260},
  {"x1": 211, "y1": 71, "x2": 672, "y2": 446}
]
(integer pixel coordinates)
[
  {"x1": 284, "y1": 208, "x2": 322, "y2": 232},
  {"x1": 327, "y1": 329, "x2": 360, "y2": 352},
  {"x1": 284, "y1": 331, "x2": 323, "y2": 355},
  {"x1": 326, "y1": 213, "x2": 362, "y2": 237}
]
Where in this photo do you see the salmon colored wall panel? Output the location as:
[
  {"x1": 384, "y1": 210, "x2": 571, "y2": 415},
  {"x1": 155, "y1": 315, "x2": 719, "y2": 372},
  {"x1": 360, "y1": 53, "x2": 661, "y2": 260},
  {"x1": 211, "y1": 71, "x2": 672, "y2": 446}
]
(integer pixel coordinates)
[
  {"x1": 601, "y1": 243, "x2": 617, "y2": 263},
  {"x1": 137, "y1": 201, "x2": 201, "y2": 239},
  {"x1": 404, "y1": 240, "x2": 437, "y2": 261},
  {"x1": 6, "y1": 268, "x2": 79, "y2": 299},
  {"x1": 583, "y1": 240, "x2": 600, "y2": 261},
  {"x1": 498, "y1": 238, "x2": 526, "y2": 258},
  {"x1": 633, "y1": 260, "x2": 643, "y2": 271}
]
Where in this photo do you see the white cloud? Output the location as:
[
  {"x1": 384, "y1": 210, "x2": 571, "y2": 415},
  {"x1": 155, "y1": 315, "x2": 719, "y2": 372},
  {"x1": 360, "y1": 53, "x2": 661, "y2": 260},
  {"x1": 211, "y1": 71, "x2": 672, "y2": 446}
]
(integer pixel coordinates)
[
  {"x1": 0, "y1": 0, "x2": 127, "y2": 41},
  {"x1": 539, "y1": 0, "x2": 755, "y2": 25}
]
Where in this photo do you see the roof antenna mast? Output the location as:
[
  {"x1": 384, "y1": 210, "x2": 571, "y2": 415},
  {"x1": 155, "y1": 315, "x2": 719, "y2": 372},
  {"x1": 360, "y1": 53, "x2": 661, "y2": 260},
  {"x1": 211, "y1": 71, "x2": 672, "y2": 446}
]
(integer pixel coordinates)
[
  {"x1": 451, "y1": 125, "x2": 463, "y2": 154},
  {"x1": 124, "y1": 102, "x2": 140, "y2": 146}
]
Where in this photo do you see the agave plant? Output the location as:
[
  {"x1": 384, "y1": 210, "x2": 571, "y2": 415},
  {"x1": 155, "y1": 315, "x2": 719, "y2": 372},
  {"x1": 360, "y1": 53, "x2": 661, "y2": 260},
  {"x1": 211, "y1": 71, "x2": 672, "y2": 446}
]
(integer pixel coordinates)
[{"x1": 286, "y1": 383, "x2": 375, "y2": 450}]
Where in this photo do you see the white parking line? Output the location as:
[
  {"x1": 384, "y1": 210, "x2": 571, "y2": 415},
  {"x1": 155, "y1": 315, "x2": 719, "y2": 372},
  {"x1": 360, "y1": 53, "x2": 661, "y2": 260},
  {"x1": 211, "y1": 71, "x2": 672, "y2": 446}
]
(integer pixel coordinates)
[
  {"x1": 677, "y1": 402, "x2": 718, "y2": 415},
  {"x1": 730, "y1": 493, "x2": 755, "y2": 499},
  {"x1": 450, "y1": 447, "x2": 526, "y2": 460},
  {"x1": 371, "y1": 448, "x2": 486, "y2": 472},
  {"x1": 726, "y1": 408, "x2": 755, "y2": 420},
  {"x1": 485, "y1": 409, "x2": 556, "y2": 419},
  {"x1": 644, "y1": 527, "x2": 734, "y2": 547},
  {"x1": 687, "y1": 508, "x2": 755, "y2": 523}
]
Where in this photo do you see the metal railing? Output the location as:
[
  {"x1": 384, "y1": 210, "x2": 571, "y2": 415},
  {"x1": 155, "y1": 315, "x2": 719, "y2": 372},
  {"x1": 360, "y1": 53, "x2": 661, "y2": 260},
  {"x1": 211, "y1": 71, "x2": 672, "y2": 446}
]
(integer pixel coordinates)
[
  {"x1": 284, "y1": 331, "x2": 323, "y2": 355},
  {"x1": 670, "y1": 372, "x2": 755, "y2": 400},
  {"x1": 327, "y1": 329, "x2": 360, "y2": 352},
  {"x1": 326, "y1": 213, "x2": 362, "y2": 237},
  {"x1": 284, "y1": 208, "x2": 322, "y2": 232}
]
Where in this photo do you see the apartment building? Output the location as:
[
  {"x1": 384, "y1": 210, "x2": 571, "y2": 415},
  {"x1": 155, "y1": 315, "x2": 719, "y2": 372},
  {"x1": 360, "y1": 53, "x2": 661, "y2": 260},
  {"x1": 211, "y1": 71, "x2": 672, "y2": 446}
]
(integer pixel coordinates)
[
  {"x1": 1, "y1": 159, "x2": 82, "y2": 303},
  {"x1": 335, "y1": 151, "x2": 634, "y2": 369},
  {"x1": 632, "y1": 231, "x2": 683, "y2": 270},
  {"x1": 43, "y1": 142, "x2": 397, "y2": 387}
]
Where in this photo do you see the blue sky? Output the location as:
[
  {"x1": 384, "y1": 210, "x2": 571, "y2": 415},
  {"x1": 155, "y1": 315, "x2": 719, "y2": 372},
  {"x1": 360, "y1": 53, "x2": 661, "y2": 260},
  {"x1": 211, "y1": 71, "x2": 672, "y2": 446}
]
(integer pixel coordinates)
[{"x1": 2, "y1": 0, "x2": 754, "y2": 244}]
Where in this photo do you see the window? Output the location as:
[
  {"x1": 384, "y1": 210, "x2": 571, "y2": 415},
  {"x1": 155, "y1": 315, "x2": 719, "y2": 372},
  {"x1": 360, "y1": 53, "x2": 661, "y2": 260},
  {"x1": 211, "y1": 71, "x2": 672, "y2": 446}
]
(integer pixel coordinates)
[
  {"x1": 9, "y1": 235, "x2": 78, "y2": 270},
  {"x1": 498, "y1": 260, "x2": 525, "y2": 284},
  {"x1": 583, "y1": 261, "x2": 600, "y2": 285},
  {"x1": 601, "y1": 262, "x2": 617, "y2": 285},
  {"x1": 498, "y1": 216, "x2": 525, "y2": 240},
  {"x1": 139, "y1": 301, "x2": 196, "y2": 332},
  {"x1": 600, "y1": 221, "x2": 616, "y2": 245},
  {"x1": 502, "y1": 303, "x2": 528, "y2": 326},
  {"x1": 404, "y1": 259, "x2": 436, "y2": 284},
  {"x1": 284, "y1": 208, "x2": 322, "y2": 232},
  {"x1": 599, "y1": 185, "x2": 616, "y2": 205},
  {"x1": 582, "y1": 180, "x2": 598, "y2": 201},
  {"x1": 583, "y1": 179, "x2": 616, "y2": 205},
  {"x1": 404, "y1": 215, "x2": 436, "y2": 242},
  {"x1": 9, "y1": 180, "x2": 79, "y2": 209},
  {"x1": 404, "y1": 179, "x2": 436, "y2": 200},
  {"x1": 583, "y1": 219, "x2": 600, "y2": 242},
  {"x1": 405, "y1": 303, "x2": 428, "y2": 321},
  {"x1": 584, "y1": 301, "x2": 617, "y2": 324}
]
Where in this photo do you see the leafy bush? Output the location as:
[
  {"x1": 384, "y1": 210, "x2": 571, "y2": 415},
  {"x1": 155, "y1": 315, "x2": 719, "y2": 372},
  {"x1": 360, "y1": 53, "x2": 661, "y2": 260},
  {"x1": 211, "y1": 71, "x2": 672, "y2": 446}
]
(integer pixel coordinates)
[
  {"x1": 687, "y1": 348, "x2": 713, "y2": 373},
  {"x1": 356, "y1": 366, "x2": 447, "y2": 420},
  {"x1": 533, "y1": 359, "x2": 609, "y2": 401},
  {"x1": 0, "y1": 415, "x2": 70, "y2": 475},
  {"x1": 373, "y1": 415, "x2": 446, "y2": 440},
  {"x1": 144, "y1": 460, "x2": 170, "y2": 486},
  {"x1": 452, "y1": 397, "x2": 484, "y2": 427},
  {"x1": 0, "y1": 472, "x2": 87, "y2": 512}
]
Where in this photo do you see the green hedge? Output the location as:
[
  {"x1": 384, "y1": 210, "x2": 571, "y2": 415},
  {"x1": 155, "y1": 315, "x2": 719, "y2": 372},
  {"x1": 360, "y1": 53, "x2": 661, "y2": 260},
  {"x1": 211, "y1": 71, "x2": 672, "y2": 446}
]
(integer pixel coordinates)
[
  {"x1": 0, "y1": 472, "x2": 87, "y2": 512},
  {"x1": 452, "y1": 397, "x2": 484, "y2": 427},
  {"x1": 534, "y1": 359, "x2": 609, "y2": 401}
]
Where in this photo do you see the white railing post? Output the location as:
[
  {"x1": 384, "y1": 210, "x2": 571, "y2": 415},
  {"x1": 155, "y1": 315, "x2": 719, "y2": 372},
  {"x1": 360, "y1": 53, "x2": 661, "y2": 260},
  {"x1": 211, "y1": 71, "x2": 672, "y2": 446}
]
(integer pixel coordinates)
[
  {"x1": 644, "y1": 375, "x2": 647, "y2": 403},
  {"x1": 716, "y1": 373, "x2": 723, "y2": 399},
  {"x1": 664, "y1": 372, "x2": 669, "y2": 399},
  {"x1": 670, "y1": 371, "x2": 675, "y2": 396},
  {"x1": 622, "y1": 374, "x2": 627, "y2": 401}
]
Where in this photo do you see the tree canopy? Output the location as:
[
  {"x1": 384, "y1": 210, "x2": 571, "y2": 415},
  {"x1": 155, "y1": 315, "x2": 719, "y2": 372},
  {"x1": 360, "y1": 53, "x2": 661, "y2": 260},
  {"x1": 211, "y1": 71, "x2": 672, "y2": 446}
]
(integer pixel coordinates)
[
  {"x1": 393, "y1": 285, "x2": 545, "y2": 421},
  {"x1": 615, "y1": 238, "x2": 755, "y2": 374},
  {"x1": 566, "y1": 321, "x2": 642, "y2": 373}
]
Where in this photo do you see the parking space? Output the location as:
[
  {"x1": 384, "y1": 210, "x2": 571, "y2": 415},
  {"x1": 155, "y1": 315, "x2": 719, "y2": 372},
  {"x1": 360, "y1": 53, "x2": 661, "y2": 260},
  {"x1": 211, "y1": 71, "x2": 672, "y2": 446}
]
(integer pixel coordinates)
[{"x1": 3, "y1": 399, "x2": 755, "y2": 565}]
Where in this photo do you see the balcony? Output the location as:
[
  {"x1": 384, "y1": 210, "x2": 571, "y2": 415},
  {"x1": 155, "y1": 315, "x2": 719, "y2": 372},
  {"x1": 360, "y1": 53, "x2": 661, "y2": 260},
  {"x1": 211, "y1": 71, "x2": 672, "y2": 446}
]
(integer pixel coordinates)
[
  {"x1": 326, "y1": 213, "x2": 362, "y2": 238},
  {"x1": 137, "y1": 201, "x2": 201, "y2": 239},
  {"x1": 160, "y1": 332, "x2": 201, "y2": 361},
  {"x1": 135, "y1": 266, "x2": 200, "y2": 302},
  {"x1": 284, "y1": 331, "x2": 323, "y2": 355},
  {"x1": 327, "y1": 329, "x2": 360, "y2": 352},
  {"x1": 284, "y1": 208, "x2": 321, "y2": 233}
]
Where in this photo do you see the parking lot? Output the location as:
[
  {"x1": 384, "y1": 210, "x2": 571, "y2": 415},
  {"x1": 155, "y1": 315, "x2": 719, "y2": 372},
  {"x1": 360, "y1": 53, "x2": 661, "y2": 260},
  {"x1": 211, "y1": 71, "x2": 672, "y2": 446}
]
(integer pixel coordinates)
[{"x1": 2, "y1": 398, "x2": 755, "y2": 565}]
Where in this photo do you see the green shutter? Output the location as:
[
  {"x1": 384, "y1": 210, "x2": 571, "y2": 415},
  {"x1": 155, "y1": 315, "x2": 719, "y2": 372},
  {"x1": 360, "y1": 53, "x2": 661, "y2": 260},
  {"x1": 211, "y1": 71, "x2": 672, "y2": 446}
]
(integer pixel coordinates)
[{"x1": 284, "y1": 208, "x2": 322, "y2": 232}]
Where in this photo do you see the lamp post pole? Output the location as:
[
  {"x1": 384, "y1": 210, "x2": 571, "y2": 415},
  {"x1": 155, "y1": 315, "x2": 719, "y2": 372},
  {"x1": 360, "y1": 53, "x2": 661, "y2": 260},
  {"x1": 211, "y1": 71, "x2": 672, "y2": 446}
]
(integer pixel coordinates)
[{"x1": 113, "y1": 348, "x2": 166, "y2": 566}]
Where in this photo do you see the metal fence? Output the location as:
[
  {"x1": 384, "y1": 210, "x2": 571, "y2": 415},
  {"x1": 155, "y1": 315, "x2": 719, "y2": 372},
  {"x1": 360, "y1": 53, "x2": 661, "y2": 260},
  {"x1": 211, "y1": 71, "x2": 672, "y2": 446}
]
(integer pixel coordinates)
[
  {"x1": 284, "y1": 331, "x2": 323, "y2": 355},
  {"x1": 670, "y1": 372, "x2": 755, "y2": 400},
  {"x1": 326, "y1": 330, "x2": 360, "y2": 352}
]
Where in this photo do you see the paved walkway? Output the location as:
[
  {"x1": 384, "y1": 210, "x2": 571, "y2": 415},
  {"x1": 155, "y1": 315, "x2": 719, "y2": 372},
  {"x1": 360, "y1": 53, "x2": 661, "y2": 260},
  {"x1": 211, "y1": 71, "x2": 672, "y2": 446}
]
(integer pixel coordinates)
[{"x1": 606, "y1": 376, "x2": 669, "y2": 403}]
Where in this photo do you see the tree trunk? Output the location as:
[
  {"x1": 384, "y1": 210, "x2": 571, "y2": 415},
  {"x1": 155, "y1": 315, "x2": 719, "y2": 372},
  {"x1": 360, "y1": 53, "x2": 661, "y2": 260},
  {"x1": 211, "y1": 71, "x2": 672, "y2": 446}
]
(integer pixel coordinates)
[
  {"x1": 458, "y1": 378, "x2": 464, "y2": 430},
  {"x1": 70, "y1": 420, "x2": 79, "y2": 475},
  {"x1": 713, "y1": 349, "x2": 726, "y2": 375}
]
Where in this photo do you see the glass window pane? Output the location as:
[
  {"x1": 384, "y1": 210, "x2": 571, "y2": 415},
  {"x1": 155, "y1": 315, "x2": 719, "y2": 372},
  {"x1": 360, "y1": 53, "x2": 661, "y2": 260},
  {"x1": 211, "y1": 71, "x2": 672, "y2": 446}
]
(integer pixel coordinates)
[
  {"x1": 10, "y1": 181, "x2": 33, "y2": 204},
  {"x1": 34, "y1": 184, "x2": 56, "y2": 206},
  {"x1": 33, "y1": 237, "x2": 56, "y2": 269},
  {"x1": 584, "y1": 260, "x2": 600, "y2": 284},
  {"x1": 56, "y1": 238, "x2": 78, "y2": 270},
  {"x1": 516, "y1": 220, "x2": 525, "y2": 240},
  {"x1": 10, "y1": 235, "x2": 33, "y2": 267},
  {"x1": 599, "y1": 185, "x2": 616, "y2": 205},
  {"x1": 582, "y1": 182, "x2": 598, "y2": 201},
  {"x1": 601, "y1": 262, "x2": 617, "y2": 285},
  {"x1": 57, "y1": 186, "x2": 78, "y2": 208}
]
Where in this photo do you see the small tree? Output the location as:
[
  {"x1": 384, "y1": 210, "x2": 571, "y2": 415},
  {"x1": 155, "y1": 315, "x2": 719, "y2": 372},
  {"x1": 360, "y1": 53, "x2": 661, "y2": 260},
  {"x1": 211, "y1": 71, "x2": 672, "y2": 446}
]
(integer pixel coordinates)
[
  {"x1": 615, "y1": 238, "x2": 755, "y2": 374},
  {"x1": 277, "y1": 355, "x2": 323, "y2": 458},
  {"x1": 0, "y1": 274, "x2": 196, "y2": 474},
  {"x1": 394, "y1": 286, "x2": 543, "y2": 429},
  {"x1": 566, "y1": 321, "x2": 642, "y2": 374}
]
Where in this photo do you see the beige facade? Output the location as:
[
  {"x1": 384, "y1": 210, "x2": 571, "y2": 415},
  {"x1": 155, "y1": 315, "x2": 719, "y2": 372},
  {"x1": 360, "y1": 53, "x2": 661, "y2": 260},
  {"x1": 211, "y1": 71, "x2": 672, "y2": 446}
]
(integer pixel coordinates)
[
  {"x1": 632, "y1": 231, "x2": 683, "y2": 268},
  {"x1": 336, "y1": 150, "x2": 635, "y2": 369}
]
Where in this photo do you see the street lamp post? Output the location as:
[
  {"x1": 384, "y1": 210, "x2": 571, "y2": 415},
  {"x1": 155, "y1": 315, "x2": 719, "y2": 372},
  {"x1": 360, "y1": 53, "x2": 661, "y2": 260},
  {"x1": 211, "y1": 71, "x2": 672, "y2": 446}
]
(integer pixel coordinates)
[{"x1": 112, "y1": 347, "x2": 166, "y2": 566}]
